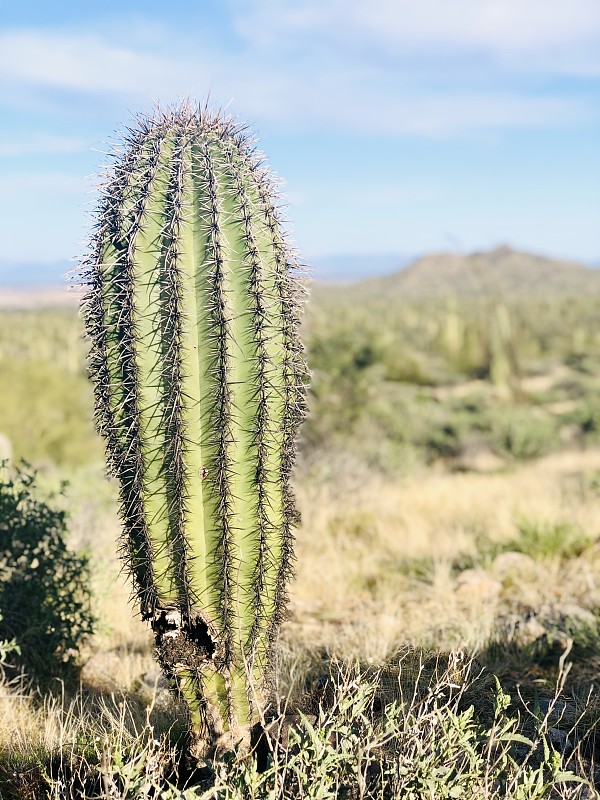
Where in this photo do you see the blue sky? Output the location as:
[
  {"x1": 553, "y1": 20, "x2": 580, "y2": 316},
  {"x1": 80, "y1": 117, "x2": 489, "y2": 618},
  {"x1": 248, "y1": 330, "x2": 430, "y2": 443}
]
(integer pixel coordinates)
[{"x1": 0, "y1": 0, "x2": 599, "y2": 281}]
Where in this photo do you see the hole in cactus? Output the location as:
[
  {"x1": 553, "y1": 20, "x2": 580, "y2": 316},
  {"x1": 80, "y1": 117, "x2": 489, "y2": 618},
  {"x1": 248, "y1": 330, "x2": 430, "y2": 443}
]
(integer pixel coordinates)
[
  {"x1": 186, "y1": 615, "x2": 216, "y2": 659},
  {"x1": 152, "y1": 608, "x2": 216, "y2": 661}
]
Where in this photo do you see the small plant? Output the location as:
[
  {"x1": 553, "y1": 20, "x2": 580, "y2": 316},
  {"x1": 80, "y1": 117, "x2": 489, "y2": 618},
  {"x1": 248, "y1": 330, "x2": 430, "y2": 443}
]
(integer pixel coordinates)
[
  {"x1": 39, "y1": 655, "x2": 589, "y2": 799},
  {"x1": 475, "y1": 517, "x2": 591, "y2": 564},
  {"x1": 0, "y1": 614, "x2": 18, "y2": 669},
  {"x1": 81, "y1": 104, "x2": 306, "y2": 756},
  {"x1": 489, "y1": 407, "x2": 558, "y2": 460},
  {"x1": 0, "y1": 466, "x2": 95, "y2": 683},
  {"x1": 509, "y1": 518, "x2": 590, "y2": 561}
]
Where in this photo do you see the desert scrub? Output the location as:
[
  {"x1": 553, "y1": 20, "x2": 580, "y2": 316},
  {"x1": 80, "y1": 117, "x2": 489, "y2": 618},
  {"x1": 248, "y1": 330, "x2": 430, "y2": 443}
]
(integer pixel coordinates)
[
  {"x1": 488, "y1": 407, "x2": 559, "y2": 461},
  {"x1": 31, "y1": 654, "x2": 592, "y2": 799},
  {"x1": 0, "y1": 310, "x2": 100, "y2": 468},
  {"x1": 490, "y1": 518, "x2": 591, "y2": 563},
  {"x1": 0, "y1": 466, "x2": 95, "y2": 683}
]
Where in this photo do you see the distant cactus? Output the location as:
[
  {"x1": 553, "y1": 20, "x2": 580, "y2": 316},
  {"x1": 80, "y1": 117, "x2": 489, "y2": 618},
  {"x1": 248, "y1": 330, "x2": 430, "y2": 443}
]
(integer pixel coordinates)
[
  {"x1": 81, "y1": 105, "x2": 307, "y2": 755},
  {"x1": 489, "y1": 303, "x2": 518, "y2": 397}
]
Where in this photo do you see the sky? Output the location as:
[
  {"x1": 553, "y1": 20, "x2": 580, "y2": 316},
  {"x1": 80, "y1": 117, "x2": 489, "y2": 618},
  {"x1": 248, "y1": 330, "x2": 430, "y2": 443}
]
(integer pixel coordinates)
[{"x1": 0, "y1": 0, "x2": 599, "y2": 282}]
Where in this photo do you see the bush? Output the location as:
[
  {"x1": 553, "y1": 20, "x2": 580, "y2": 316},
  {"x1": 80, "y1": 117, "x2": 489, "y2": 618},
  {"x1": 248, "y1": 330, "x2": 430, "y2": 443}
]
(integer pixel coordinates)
[
  {"x1": 0, "y1": 466, "x2": 95, "y2": 683},
  {"x1": 488, "y1": 407, "x2": 558, "y2": 460},
  {"x1": 508, "y1": 517, "x2": 590, "y2": 561},
  {"x1": 572, "y1": 400, "x2": 600, "y2": 443}
]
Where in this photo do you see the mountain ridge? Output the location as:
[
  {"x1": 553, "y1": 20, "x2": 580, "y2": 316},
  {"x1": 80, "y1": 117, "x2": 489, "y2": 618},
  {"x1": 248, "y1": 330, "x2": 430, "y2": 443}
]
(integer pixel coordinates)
[{"x1": 336, "y1": 245, "x2": 600, "y2": 300}]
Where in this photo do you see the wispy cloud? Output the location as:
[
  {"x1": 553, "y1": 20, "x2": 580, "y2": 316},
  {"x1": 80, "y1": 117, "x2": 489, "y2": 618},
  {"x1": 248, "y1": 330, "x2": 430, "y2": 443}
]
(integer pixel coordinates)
[
  {"x1": 0, "y1": 31, "x2": 188, "y2": 94},
  {"x1": 282, "y1": 87, "x2": 587, "y2": 136},
  {"x1": 0, "y1": 4, "x2": 597, "y2": 265},
  {"x1": 0, "y1": 26, "x2": 594, "y2": 137},
  {"x1": 232, "y1": 0, "x2": 600, "y2": 76}
]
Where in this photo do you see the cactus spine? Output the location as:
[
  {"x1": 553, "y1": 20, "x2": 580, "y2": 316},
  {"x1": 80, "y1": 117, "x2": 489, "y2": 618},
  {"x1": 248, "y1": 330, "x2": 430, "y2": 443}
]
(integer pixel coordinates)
[{"x1": 81, "y1": 105, "x2": 306, "y2": 754}]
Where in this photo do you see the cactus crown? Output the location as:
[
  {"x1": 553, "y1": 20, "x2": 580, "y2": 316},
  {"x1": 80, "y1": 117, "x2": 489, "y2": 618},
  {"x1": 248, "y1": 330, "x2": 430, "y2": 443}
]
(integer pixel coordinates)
[{"x1": 81, "y1": 104, "x2": 307, "y2": 750}]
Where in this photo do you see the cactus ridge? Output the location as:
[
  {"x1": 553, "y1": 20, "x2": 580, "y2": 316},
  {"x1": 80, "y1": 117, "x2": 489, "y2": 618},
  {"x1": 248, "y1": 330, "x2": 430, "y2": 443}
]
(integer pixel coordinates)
[
  {"x1": 229, "y1": 155, "x2": 276, "y2": 658},
  {"x1": 258, "y1": 184, "x2": 308, "y2": 656},
  {"x1": 81, "y1": 104, "x2": 307, "y2": 747},
  {"x1": 198, "y1": 137, "x2": 236, "y2": 666},
  {"x1": 159, "y1": 132, "x2": 194, "y2": 612},
  {"x1": 86, "y1": 130, "x2": 168, "y2": 616}
]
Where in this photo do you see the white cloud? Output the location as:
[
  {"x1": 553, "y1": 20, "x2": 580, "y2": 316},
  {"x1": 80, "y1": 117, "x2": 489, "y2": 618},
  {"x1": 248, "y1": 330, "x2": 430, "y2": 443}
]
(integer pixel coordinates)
[
  {"x1": 281, "y1": 85, "x2": 585, "y2": 136},
  {"x1": 0, "y1": 24, "x2": 595, "y2": 137},
  {"x1": 232, "y1": 0, "x2": 600, "y2": 75},
  {"x1": 0, "y1": 31, "x2": 188, "y2": 94}
]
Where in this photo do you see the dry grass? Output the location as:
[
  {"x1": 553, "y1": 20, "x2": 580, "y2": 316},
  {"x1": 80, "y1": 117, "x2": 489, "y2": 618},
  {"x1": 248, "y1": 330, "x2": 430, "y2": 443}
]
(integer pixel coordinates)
[
  {"x1": 288, "y1": 449, "x2": 600, "y2": 658},
  {"x1": 2, "y1": 449, "x2": 600, "y2": 796},
  {"x1": 5, "y1": 449, "x2": 600, "y2": 728}
]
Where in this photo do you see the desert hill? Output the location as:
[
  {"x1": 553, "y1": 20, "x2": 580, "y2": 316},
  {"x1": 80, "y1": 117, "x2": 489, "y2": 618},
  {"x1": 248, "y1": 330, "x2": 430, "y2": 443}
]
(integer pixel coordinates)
[
  {"x1": 2, "y1": 246, "x2": 598, "y2": 309},
  {"x1": 325, "y1": 245, "x2": 600, "y2": 301}
]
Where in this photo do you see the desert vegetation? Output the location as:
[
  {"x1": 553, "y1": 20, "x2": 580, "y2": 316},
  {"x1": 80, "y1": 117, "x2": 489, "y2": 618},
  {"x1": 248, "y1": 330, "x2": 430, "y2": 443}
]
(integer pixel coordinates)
[{"x1": 2, "y1": 247, "x2": 600, "y2": 797}]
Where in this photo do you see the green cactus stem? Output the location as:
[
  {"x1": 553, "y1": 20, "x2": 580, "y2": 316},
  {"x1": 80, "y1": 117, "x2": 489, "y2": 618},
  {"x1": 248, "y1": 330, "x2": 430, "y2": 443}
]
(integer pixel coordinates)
[{"x1": 81, "y1": 104, "x2": 307, "y2": 755}]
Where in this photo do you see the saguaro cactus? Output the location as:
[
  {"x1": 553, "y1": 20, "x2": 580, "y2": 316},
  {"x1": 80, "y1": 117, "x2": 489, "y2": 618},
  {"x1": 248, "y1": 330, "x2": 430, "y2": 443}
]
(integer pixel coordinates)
[{"x1": 81, "y1": 105, "x2": 306, "y2": 754}]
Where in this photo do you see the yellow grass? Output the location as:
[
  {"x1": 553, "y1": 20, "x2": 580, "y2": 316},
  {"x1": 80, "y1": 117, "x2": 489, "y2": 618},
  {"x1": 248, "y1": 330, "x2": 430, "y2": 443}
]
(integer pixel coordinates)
[
  {"x1": 289, "y1": 448, "x2": 600, "y2": 658},
  {"x1": 3, "y1": 448, "x2": 600, "y2": 759}
]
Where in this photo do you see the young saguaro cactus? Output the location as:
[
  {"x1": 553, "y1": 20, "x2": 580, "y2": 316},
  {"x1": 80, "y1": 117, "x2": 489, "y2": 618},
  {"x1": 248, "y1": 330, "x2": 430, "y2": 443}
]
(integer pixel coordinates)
[{"x1": 81, "y1": 105, "x2": 307, "y2": 754}]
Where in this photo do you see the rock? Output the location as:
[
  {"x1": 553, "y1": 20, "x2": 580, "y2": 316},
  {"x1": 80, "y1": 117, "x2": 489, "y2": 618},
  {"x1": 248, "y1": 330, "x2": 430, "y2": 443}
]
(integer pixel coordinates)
[
  {"x1": 81, "y1": 651, "x2": 122, "y2": 689},
  {"x1": 492, "y1": 551, "x2": 537, "y2": 579},
  {"x1": 559, "y1": 423, "x2": 581, "y2": 445},
  {"x1": 134, "y1": 668, "x2": 175, "y2": 710},
  {"x1": 455, "y1": 569, "x2": 502, "y2": 603},
  {"x1": 140, "y1": 668, "x2": 169, "y2": 691},
  {"x1": 548, "y1": 726, "x2": 572, "y2": 752},
  {"x1": 452, "y1": 434, "x2": 505, "y2": 473},
  {"x1": 537, "y1": 697, "x2": 576, "y2": 723},
  {"x1": 513, "y1": 615, "x2": 547, "y2": 646},
  {"x1": 547, "y1": 629, "x2": 572, "y2": 651},
  {"x1": 498, "y1": 604, "x2": 596, "y2": 650}
]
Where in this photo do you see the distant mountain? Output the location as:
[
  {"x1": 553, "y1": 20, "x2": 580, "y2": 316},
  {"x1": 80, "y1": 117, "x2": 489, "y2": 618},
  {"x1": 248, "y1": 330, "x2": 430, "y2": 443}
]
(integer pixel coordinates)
[
  {"x1": 341, "y1": 246, "x2": 600, "y2": 300},
  {"x1": 1, "y1": 254, "x2": 409, "y2": 287},
  {"x1": 2, "y1": 247, "x2": 598, "y2": 303},
  {"x1": 0, "y1": 260, "x2": 69, "y2": 287}
]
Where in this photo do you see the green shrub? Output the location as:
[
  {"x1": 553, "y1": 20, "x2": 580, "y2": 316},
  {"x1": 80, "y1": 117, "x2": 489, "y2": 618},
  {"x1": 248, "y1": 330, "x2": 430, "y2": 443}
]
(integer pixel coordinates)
[
  {"x1": 572, "y1": 400, "x2": 600, "y2": 443},
  {"x1": 488, "y1": 407, "x2": 558, "y2": 460},
  {"x1": 0, "y1": 309, "x2": 102, "y2": 469},
  {"x1": 0, "y1": 467, "x2": 95, "y2": 683},
  {"x1": 508, "y1": 518, "x2": 590, "y2": 561},
  {"x1": 40, "y1": 657, "x2": 586, "y2": 799},
  {"x1": 473, "y1": 517, "x2": 590, "y2": 564}
]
